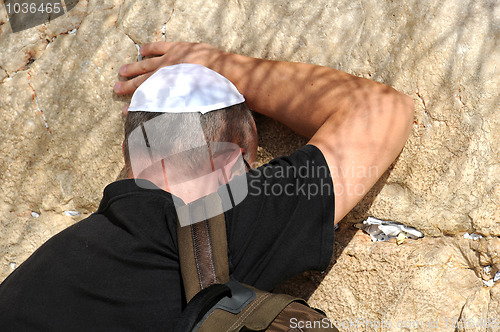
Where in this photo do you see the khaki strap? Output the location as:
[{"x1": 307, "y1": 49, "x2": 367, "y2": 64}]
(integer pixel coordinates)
[
  {"x1": 266, "y1": 302, "x2": 339, "y2": 332},
  {"x1": 198, "y1": 286, "x2": 303, "y2": 332},
  {"x1": 177, "y1": 193, "x2": 230, "y2": 302},
  {"x1": 200, "y1": 288, "x2": 338, "y2": 332}
]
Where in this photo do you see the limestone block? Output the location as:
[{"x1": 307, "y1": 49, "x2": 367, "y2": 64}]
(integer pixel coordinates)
[
  {"x1": 456, "y1": 288, "x2": 491, "y2": 332},
  {"x1": 25, "y1": 15, "x2": 136, "y2": 212},
  {"x1": 0, "y1": 72, "x2": 51, "y2": 209},
  {"x1": 43, "y1": 0, "x2": 89, "y2": 38},
  {"x1": 0, "y1": 25, "x2": 46, "y2": 73},
  {"x1": 117, "y1": 0, "x2": 175, "y2": 44},
  {"x1": 470, "y1": 238, "x2": 500, "y2": 272},
  {"x1": 306, "y1": 227, "x2": 484, "y2": 331},
  {"x1": 487, "y1": 285, "x2": 500, "y2": 330}
]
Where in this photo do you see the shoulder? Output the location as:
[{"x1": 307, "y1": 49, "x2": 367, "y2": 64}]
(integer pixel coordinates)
[{"x1": 223, "y1": 145, "x2": 335, "y2": 289}]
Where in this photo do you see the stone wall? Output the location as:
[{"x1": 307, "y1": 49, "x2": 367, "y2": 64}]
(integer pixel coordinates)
[{"x1": 0, "y1": 0, "x2": 498, "y2": 330}]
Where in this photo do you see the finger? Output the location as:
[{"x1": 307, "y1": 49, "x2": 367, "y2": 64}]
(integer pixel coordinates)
[
  {"x1": 139, "y1": 41, "x2": 174, "y2": 56},
  {"x1": 122, "y1": 104, "x2": 130, "y2": 116},
  {"x1": 119, "y1": 56, "x2": 163, "y2": 78},
  {"x1": 114, "y1": 72, "x2": 154, "y2": 95}
]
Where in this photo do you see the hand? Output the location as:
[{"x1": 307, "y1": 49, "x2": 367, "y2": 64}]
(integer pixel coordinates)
[{"x1": 114, "y1": 42, "x2": 224, "y2": 96}]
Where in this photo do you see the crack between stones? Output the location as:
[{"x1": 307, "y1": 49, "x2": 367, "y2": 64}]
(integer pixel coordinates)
[
  {"x1": 2, "y1": 0, "x2": 87, "y2": 83},
  {"x1": 455, "y1": 85, "x2": 465, "y2": 111},
  {"x1": 114, "y1": 1, "x2": 175, "y2": 51},
  {"x1": 114, "y1": 0, "x2": 141, "y2": 45},
  {"x1": 27, "y1": 72, "x2": 51, "y2": 134},
  {"x1": 415, "y1": 87, "x2": 427, "y2": 111},
  {"x1": 116, "y1": 0, "x2": 125, "y2": 27},
  {"x1": 115, "y1": 29, "x2": 143, "y2": 63},
  {"x1": 122, "y1": 29, "x2": 140, "y2": 45},
  {"x1": 415, "y1": 88, "x2": 468, "y2": 158},
  {"x1": 0, "y1": 66, "x2": 34, "y2": 84},
  {"x1": 169, "y1": 0, "x2": 178, "y2": 18},
  {"x1": 456, "y1": 287, "x2": 494, "y2": 327},
  {"x1": 162, "y1": 7, "x2": 175, "y2": 41},
  {"x1": 0, "y1": 64, "x2": 10, "y2": 84},
  {"x1": 3, "y1": 37, "x2": 49, "y2": 74},
  {"x1": 456, "y1": 296, "x2": 469, "y2": 325},
  {"x1": 41, "y1": 2, "x2": 85, "y2": 44},
  {"x1": 52, "y1": 26, "x2": 80, "y2": 37},
  {"x1": 415, "y1": 87, "x2": 450, "y2": 126},
  {"x1": 442, "y1": 144, "x2": 457, "y2": 157}
]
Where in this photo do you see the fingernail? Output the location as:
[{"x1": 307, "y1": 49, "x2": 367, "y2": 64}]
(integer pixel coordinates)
[
  {"x1": 114, "y1": 82, "x2": 121, "y2": 92},
  {"x1": 139, "y1": 46, "x2": 144, "y2": 54},
  {"x1": 119, "y1": 65, "x2": 127, "y2": 74}
]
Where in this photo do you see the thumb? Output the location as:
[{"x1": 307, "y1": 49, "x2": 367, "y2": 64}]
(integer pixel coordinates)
[{"x1": 122, "y1": 103, "x2": 130, "y2": 116}]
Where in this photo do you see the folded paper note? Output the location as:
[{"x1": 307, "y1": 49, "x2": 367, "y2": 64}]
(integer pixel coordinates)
[{"x1": 354, "y1": 216, "x2": 424, "y2": 242}]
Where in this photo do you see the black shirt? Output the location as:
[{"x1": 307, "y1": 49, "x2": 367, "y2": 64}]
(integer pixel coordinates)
[{"x1": 0, "y1": 145, "x2": 334, "y2": 331}]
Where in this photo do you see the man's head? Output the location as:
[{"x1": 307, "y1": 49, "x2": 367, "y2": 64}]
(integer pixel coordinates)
[
  {"x1": 123, "y1": 102, "x2": 257, "y2": 179},
  {"x1": 121, "y1": 64, "x2": 258, "y2": 205}
]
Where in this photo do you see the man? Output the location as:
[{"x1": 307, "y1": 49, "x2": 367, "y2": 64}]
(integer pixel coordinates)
[
  {"x1": 115, "y1": 42, "x2": 414, "y2": 223},
  {"x1": 0, "y1": 42, "x2": 413, "y2": 330}
]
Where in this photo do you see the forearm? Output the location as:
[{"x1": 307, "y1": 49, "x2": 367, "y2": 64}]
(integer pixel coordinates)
[
  {"x1": 115, "y1": 41, "x2": 415, "y2": 224},
  {"x1": 212, "y1": 52, "x2": 415, "y2": 223},
  {"x1": 116, "y1": 41, "x2": 410, "y2": 138},
  {"x1": 209, "y1": 52, "x2": 396, "y2": 138}
]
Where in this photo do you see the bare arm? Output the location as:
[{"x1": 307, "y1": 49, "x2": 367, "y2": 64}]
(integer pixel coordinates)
[{"x1": 115, "y1": 42, "x2": 414, "y2": 223}]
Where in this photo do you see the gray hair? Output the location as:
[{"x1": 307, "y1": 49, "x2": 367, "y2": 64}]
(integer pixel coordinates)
[{"x1": 123, "y1": 103, "x2": 256, "y2": 177}]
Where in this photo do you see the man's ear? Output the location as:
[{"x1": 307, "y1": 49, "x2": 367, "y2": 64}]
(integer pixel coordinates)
[{"x1": 214, "y1": 148, "x2": 246, "y2": 185}]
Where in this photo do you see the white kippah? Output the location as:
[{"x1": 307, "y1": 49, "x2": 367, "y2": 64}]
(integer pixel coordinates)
[{"x1": 128, "y1": 63, "x2": 245, "y2": 114}]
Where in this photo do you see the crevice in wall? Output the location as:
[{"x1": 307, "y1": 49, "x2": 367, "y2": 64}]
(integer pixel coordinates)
[
  {"x1": 42, "y1": 26, "x2": 79, "y2": 53},
  {"x1": 116, "y1": 0, "x2": 126, "y2": 27},
  {"x1": 162, "y1": 8, "x2": 175, "y2": 41},
  {"x1": 23, "y1": 56, "x2": 36, "y2": 70},
  {"x1": 0, "y1": 66, "x2": 38, "y2": 85},
  {"x1": 415, "y1": 87, "x2": 427, "y2": 111},
  {"x1": 0, "y1": 64, "x2": 10, "y2": 84},
  {"x1": 456, "y1": 296, "x2": 470, "y2": 326},
  {"x1": 27, "y1": 72, "x2": 51, "y2": 134},
  {"x1": 456, "y1": 85, "x2": 464, "y2": 111},
  {"x1": 114, "y1": 0, "x2": 141, "y2": 45},
  {"x1": 415, "y1": 87, "x2": 450, "y2": 126},
  {"x1": 114, "y1": 28, "x2": 141, "y2": 61},
  {"x1": 123, "y1": 30, "x2": 140, "y2": 46}
]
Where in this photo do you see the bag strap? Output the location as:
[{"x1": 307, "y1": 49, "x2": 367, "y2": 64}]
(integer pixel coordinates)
[
  {"x1": 173, "y1": 283, "x2": 232, "y2": 332},
  {"x1": 176, "y1": 192, "x2": 230, "y2": 302}
]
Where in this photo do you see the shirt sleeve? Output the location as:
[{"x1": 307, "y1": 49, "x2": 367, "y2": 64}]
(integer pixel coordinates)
[{"x1": 224, "y1": 144, "x2": 335, "y2": 291}]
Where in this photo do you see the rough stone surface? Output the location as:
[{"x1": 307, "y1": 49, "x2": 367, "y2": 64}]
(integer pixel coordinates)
[
  {"x1": 0, "y1": 0, "x2": 498, "y2": 330},
  {"x1": 277, "y1": 225, "x2": 500, "y2": 331}
]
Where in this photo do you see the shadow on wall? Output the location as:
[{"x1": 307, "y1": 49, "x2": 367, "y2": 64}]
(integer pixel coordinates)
[
  {"x1": 186, "y1": 0, "x2": 498, "y2": 296},
  {"x1": 0, "y1": 0, "x2": 498, "y2": 293}
]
